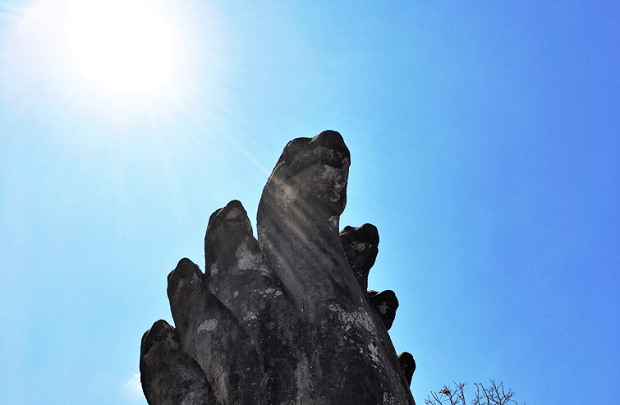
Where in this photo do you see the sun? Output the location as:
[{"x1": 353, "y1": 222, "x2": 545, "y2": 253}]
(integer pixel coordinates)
[{"x1": 65, "y1": 0, "x2": 174, "y2": 93}]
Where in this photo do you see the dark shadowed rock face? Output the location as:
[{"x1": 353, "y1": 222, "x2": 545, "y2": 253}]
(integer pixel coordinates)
[
  {"x1": 398, "y1": 352, "x2": 417, "y2": 387},
  {"x1": 140, "y1": 130, "x2": 416, "y2": 405},
  {"x1": 340, "y1": 223, "x2": 379, "y2": 292},
  {"x1": 368, "y1": 289, "x2": 399, "y2": 331}
]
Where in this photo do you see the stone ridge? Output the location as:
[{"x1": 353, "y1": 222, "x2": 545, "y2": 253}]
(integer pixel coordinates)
[{"x1": 140, "y1": 130, "x2": 416, "y2": 405}]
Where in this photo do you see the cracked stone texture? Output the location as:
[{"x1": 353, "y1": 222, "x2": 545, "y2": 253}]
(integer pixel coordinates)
[{"x1": 140, "y1": 130, "x2": 416, "y2": 405}]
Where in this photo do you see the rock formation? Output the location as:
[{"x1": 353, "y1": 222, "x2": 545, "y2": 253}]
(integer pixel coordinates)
[{"x1": 140, "y1": 130, "x2": 416, "y2": 405}]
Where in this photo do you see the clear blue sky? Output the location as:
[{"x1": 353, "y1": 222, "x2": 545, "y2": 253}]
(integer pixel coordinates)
[{"x1": 1, "y1": 1, "x2": 619, "y2": 404}]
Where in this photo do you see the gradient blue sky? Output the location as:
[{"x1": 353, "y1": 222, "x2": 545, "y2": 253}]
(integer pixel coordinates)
[{"x1": 1, "y1": 1, "x2": 619, "y2": 404}]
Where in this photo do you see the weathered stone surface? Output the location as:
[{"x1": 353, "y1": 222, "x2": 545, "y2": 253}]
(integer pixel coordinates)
[
  {"x1": 368, "y1": 289, "x2": 399, "y2": 330},
  {"x1": 140, "y1": 320, "x2": 215, "y2": 405},
  {"x1": 140, "y1": 130, "x2": 416, "y2": 405},
  {"x1": 398, "y1": 352, "x2": 417, "y2": 386},
  {"x1": 340, "y1": 223, "x2": 379, "y2": 292}
]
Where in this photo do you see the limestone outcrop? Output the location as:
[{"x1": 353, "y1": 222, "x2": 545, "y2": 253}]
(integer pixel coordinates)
[{"x1": 140, "y1": 130, "x2": 416, "y2": 405}]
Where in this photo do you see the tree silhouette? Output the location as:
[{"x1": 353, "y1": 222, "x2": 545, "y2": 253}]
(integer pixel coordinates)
[{"x1": 426, "y1": 380, "x2": 524, "y2": 405}]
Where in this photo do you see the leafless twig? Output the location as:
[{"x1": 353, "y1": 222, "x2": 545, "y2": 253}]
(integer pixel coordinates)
[{"x1": 426, "y1": 380, "x2": 525, "y2": 405}]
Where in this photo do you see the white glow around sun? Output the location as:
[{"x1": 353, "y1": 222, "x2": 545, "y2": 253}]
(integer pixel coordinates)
[
  {"x1": 65, "y1": 0, "x2": 174, "y2": 93},
  {"x1": 8, "y1": 0, "x2": 225, "y2": 132}
]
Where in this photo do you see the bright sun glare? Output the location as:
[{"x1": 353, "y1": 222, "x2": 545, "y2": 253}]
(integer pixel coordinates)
[{"x1": 65, "y1": 0, "x2": 173, "y2": 93}]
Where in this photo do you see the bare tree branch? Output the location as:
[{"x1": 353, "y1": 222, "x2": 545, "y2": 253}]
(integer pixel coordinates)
[{"x1": 427, "y1": 381, "x2": 524, "y2": 405}]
